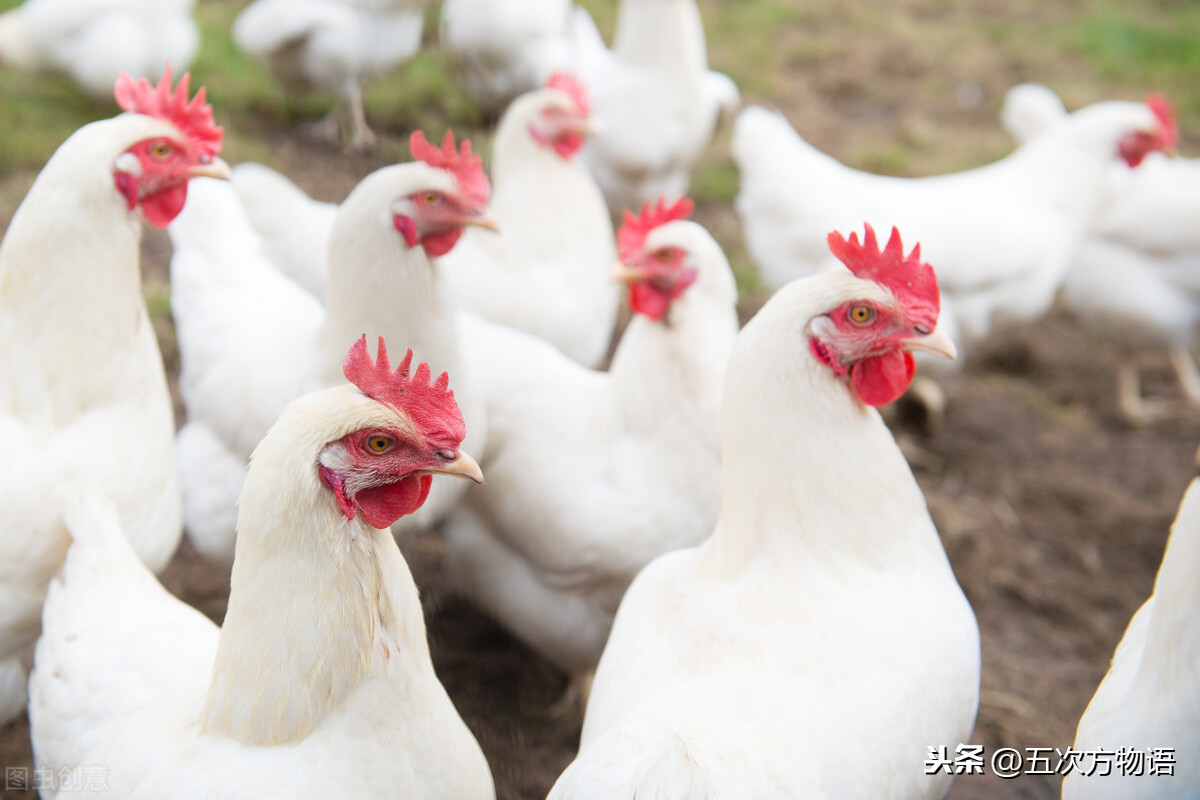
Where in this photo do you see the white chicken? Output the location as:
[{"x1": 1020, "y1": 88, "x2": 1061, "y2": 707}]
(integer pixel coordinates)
[
  {"x1": 438, "y1": 0, "x2": 574, "y2": 115},
  {"x1": 444, "y1": 197, "x2": 739, "y2": 692},
  {"x1": 232, "y1": 0, "x2": 431, "y2": 149},
  {"x1": 733, "y1": 98, "x2": 1177, "y2": 367},
  {"x1": 229, "y1": 161, "x2": 337, "y2": 302},
  {"x1": 441, "y1": 73, "x2": 619, "y2": 368},
  {"x1": 0, "y1": 70, "x2": 227, "y2": 725},
  {"x1": 0, "y1": 0, "x2": 197, "y2": 97},
  {"x1": 169, "y1": 129, "x2": 496, "y2": 566},
  {"x1": 1001, "y1": 84, "x2": 1198, "y2": 424},
  {"x1": 571, "y1": 0, "x2": 740, "y2": 215},
  {"x1": 1061, "y1": 476, "x2": 1200, "y2": 799},
  {"x1": 548, "y1": 225, "x2": 980, "y2": 799},
  {"x1": 28, "y1": 338, "x2": 494, "y2": 799}
]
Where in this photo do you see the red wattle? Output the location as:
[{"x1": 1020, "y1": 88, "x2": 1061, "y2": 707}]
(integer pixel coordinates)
[
  {"x1": 552, "y1": 132, "x2": 584, "y2": 159},
  {"x1": 629, "y1": 283, "x2": 670, "y2": 320},
  {"x1": 357, "y1": 474, "x2": 434, "y2": 528},
  {"x1": 141, "y1": 182, "x2": 190, "y2": 228},
  {"x1": 422, "y1": 228, "x2": 465, "y2": 257},
  {"x1": 850, "y1": 350, "x2": 916, "y2": 407}
]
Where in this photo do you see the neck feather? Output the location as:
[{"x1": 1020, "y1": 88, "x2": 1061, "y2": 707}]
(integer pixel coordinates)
[
  {"x1": 701, "y1": 278, "x2": 943, "y2": 575},
  {"x1": 1136, "y1": 479, "x2": 1200, "y2": 691},
  {"x1": 0, "y1": 117, "x2": 162, "y2": 422},
  {"x1": 321, "y1": 217, "x2": 460, "y2": 384},
  {"x1": 608, "y1": 279, "x2": 737, "y2": 430},
  {"x1": 202, "y1": 394, "x2": 427, "y2": 745}
]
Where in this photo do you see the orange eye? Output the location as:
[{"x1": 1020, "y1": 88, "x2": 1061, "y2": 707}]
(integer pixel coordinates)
[
  {"x1": 848, "y1": 305, "x2": 875, "y2": 326},
  {"x1": 149, "y1": 141, "x2": 173, "y2": 160},
  {"x1": 656, "y1": 248, "x2": 674, "y2": 262},
  {"x1": 422, "y1": 192, "x2": 443, "y2": 206},
  {"x1": 366, "y1": 435, "x2": 393, "y2": 453}
]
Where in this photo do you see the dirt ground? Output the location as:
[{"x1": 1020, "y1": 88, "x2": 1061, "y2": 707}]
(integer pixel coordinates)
[{"x1": 3, "y1": 3, "x2": 1199, "y2": 799}]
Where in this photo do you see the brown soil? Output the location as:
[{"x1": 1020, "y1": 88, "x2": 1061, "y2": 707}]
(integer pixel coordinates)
[{"x1": 3, "y1": 3, "x2": 1199, "y2": 799}]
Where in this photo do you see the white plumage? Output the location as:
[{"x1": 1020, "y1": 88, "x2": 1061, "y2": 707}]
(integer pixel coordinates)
[
  {"x1": 444, "y1": 213, "x2": 739, "y2": 681},
  {"x1": 0, "y1": 0, "x2": 197, "y2": 97},
  {"x1": 1001, "y1": 83, "x2": 1200, "y2": 423},
  {"x1": 0, "y1": 92, "x2": 226, "y2": 722},
  {"x1": 549, "y1": 245, "x2": 979, "y2": 798},
  {"x1": 232, "y1": 0, "x2": 430, "y2": 149},
  {"x1": 29, "y1": 380, "x2": 494, "y2": 799},
  {"x1": 441, "y1": 80, "x2": 619, "y2": 368},
  {"x1": 438, "y1": 0, "x2": 575, "y2": 114},
  {"x1": 733, "y1": 99, "x2": 1175, "y2": 365},
  {"x1": 230, "y1": 161, "x2": 338, "y2": 302},
  {"x1": 1062, "y1": 477, "x2": 1200, "y2": 799},
  {"x1": 572, "y1": 0, "x2": 740, "y2": 215},
  {"x1": 170, "y1": 145, "x2": 494, "y2": 566}
]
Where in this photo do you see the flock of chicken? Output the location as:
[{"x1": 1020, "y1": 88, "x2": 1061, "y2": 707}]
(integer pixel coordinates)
[{"x1": 0, "y1": 0, "x2": 1198, "y2": 798}]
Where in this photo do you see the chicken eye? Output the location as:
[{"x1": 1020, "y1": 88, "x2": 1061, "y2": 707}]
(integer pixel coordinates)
[
  {"x1": 656, "y1": 248, "x2": 674, "y2": 263},
  {"x1": 422, "y1": 192, "x2": 443, "y2": 206},
  {"x1": 149, "y1": 141, "x2": 173, "y2": 160},
  {"x1": 366, "y1": 435, "x2": 393, "y2": 454},
  {"x1": 848, "y1": 305, "x2": 875, "y2": 326}
]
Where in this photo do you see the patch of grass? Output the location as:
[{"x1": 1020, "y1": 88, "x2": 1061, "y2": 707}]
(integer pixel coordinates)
[
  {"x1": 689, "y1": 160, "x2": 739, "y2": 204},
  {"x1": 1075, "y1": 8, "x2": 1200, "y2": 123}
]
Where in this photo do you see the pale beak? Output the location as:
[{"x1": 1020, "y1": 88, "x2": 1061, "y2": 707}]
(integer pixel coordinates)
[
  {"x1": 905, "y1": 327, "x2": 957, "y2": 362},
  {"x1": 462, "y1": 214, "x2": 500, "y2": 233},
  {"x1": 573, "y1": 116, "x2": 603, "y2": 137},
  {"x1": 427, "y1": 450, "x2": 484, "y2": 485},
  {"x1": 610, "y1": 262, "x2": 643, "y2": 283},
  {"x1": 188, "y1": 157, "x2": 232, "y2": 180}
]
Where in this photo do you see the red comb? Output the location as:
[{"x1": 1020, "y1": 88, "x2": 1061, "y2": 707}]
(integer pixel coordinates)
[
  {"x1": 1145, "y1": 92, "x2": 1179, "y2": 150},
  {"x1": 409, "y1": 129, "x2": 490, "y2": 210},
  {"x1": 827, "y1": 224, "x2": 940, "y2": 329},
  {"x1": 545, "y1": 72, "x2": 590, "y2": 117},
  {"x1": 343, "y1": 336, "x2": 466, "y2": 448},
  {"x1": 113, "y1": 66, "x2": 223, "y2": 159},
  {"x1": 617, "y1": 196, "x2": 695, "y2": 263}
]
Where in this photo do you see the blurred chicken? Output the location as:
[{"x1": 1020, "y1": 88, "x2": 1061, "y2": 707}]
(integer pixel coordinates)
[
  {"x1": 0, "y1": 0, "x2": 197, "y2": 97},
  {"x1": 571, "y1": 0, "x2": 740, "y2": 215},
  {"x1": 169, "y1": 130, "x2": 494, "y2": 566},
  {"x1": 1002, "y1": 84, "x2": 1198, "y2": 425},
  {"x1": 0, "y1": 70, "x2": 226, "y2": 724},
  {"x1": 1062, "y1": 476, "x2": 1200, "y2": 799},
  {"x1": 29, "y1": 339, "x2": 493, "y2": 799},
  {"x1": 444, "y1": 198, "x2": 738, "y2": 695},
  {"x1": 439, "y1": 0, "x2": 575, "y2": 115},
  {"x1": 232, "y1": 0, "x2": 431, "y2": 149},
  {"x1": 734, "y1": 97, "x2": 1177, "y2": 370},
  {"x1": 549, "y1": 225, "x2": 979, "y2": 799},
  {"x1": 441, "y1": 74, "x2": 619, "y2": 368},
  {"x1": 230, "y1": 161, "x2": 337, "y2": 301}
]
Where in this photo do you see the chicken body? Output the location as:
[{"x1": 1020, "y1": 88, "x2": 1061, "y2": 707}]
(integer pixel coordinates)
[
  {"x1": 233, "y1": 0, "x2": 429, "y2": 149},
  {"x1": 0, "y1": 101, "x2": 226, "y2": 723},
  {"x1": 441, "y1": 83, "x2": 618, "y2": 368},
  {"x1": 573, "y1": 0, "x2": 739, "y2": 215},
  {"x1": 29, "y1": 381, "x2": 493, "y2": 799},
  {"x1": 170, "y1": 156, "x2": 491, "y2": 566},
  {"x1": 445, "y1": 217, "x2": 738, "y2": 679},
  {"x1": 439, "y1": 0, "x2": 574, "y2": 115},
  {"x1": 1061, "y1": 477, "x2": 1200, "y2": 799},
  {"x1": 549, "y1": 251, "x2": 979, "y2": 798},
  {"x1": 230, "y1": 162, "x2": 338, "y2": 302},
  {"x1": 734, "y1": 100, "x2": 1174, "y2": 364},
  {"x1": 0, "y1": 0, "x2": 197, "y2": 97},
  {"x1": 1002, "y1": 84, "x2": 1200, "y2": 423}
]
